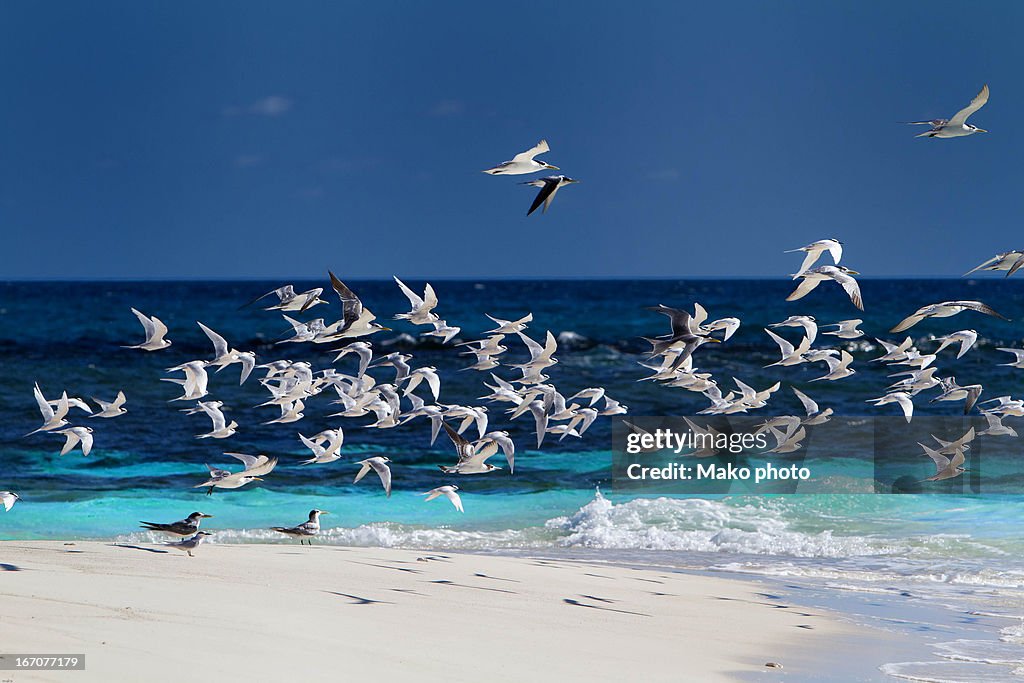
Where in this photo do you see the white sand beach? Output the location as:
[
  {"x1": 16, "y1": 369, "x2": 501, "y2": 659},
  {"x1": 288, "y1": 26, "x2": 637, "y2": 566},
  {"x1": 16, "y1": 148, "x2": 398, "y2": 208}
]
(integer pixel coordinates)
[{"x1": 0, "y1": 541, "x2": 870, "y2": 682}]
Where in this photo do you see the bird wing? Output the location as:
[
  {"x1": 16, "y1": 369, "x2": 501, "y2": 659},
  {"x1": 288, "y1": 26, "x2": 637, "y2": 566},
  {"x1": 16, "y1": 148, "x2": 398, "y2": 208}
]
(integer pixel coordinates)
[
  {"x1": 646, "y1": 304, "x2": 698, "y2": 337},
  {"x1": 33, "y1": 383, "x2": 54, "y2": 421},
  {"x1": 1009, "y1": 254, "x2": 1024, "y2": 277},
  {"x1": 795, "y1": 249, "x2": 822, "y2": 278},
  {"x1": 443, "y1": 421, "x2": 474, "y2": 462},
  {"x1": 964, "y1": 254, "x2": 1001, "y2": 276},
  {"x1": 198, "y1": 322, "x2": 229, "y2": 358},
  {"x1": 948, "y1": 84, "x2": 989, "y2": 127},
  {"x1": 888, "y1": 392, "x2": 912, "y2": 421},
  {"x1": 422, "y1": 284, "x2": 439, "y2": 310},
  {"x1": 961, "y1": 300, "x2": 1008, "y2": 320},
  {"x1": 828, "y1": 241, "x2": 843, "y2": 265},
  {"x1": 785, "y1": 277, "x2": 822, "y2": 302},
  {"x1": 890, "y1": 313, "x2": 925, "y2": 334},
  {"x1": 59, "y1": 429, "x2": 81, "y2": 455},
  {"x1": 526, "y1": 178, "x2": 558, "y2": 216},
  {"x1": 511, "y1": 139, "x2": 549, "y2": 163},
  {"x1": 80, "y1": 429, "x2": 93, "y2": 456},
  {"x1": 791, "y1": 387, "x2": 818, "y2": 416},
  {"x1": 329, "y1": 271, "x2": 364, "y2": 329},
  {"x1": 369, "y1": 459, "x2": 392, "y2": 496},
  {"x1": 353, "y1": 461, "x2": 372, "y2": 483},
  {"x1": 394, "y1": 276, "x2": 424, "y2": 307},
  {"x1": 764, "y1": 328, "x2": 795, "y2": 357},
  {"x1": 443, "y1": 488, "x2": 464, "y2": 512},
  {"x1": 831, "y1": 271, "x2": 864, "y2": 311},
  {"x1": 920, "y1": 443, "x2": 951, "y2": 471}
]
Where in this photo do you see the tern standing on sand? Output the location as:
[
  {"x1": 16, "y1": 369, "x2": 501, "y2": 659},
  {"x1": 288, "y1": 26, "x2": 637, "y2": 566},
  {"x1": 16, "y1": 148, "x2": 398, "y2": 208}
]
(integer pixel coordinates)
[
  {"x1": 271, "y1": 509, "x2": 328, "y2": 545},
  {"x1": 166, "y1": 531, "x2": 212, "y2": 557}
]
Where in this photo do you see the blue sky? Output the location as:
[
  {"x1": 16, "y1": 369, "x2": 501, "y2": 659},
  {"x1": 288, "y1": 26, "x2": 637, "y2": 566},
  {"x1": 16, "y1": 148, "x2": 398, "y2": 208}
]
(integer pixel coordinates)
[{"x1": 1, "y1": 1, "x2": 1022, "y2": 279}]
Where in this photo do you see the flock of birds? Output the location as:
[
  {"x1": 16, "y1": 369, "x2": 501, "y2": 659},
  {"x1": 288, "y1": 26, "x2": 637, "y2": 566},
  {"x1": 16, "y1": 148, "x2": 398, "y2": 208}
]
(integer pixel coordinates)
[
  {"x1": 1, "y1": 84, "x2": 1016, "y2": 552},
  {"x1": 8, "y1": 271, "x2": 629, "y2": 554}
]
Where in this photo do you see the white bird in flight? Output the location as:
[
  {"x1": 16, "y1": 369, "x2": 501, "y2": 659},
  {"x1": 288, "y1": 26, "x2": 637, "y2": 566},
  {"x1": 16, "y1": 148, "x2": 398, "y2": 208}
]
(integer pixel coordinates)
[
  {"x1": 890, "y1": 300, "x2": 1008, "y2": 333},
  {"x1": 353, "y1": 457, "x2": 392, "y2": 496},
  {"x1": 123, "y1": 308, "x2": 172, "y2": 351},
  {"x1": 785, "y1": 239, "x2": 843, "y2": 278},
  {"x1": 787, "y1": 266, "x2": 863, "y2": 311},
  {"x1": 423, "y1": 485, "x2": 464, "y2": 512},
  {"x1": 198, "y1": 322, "x2": 255, "y2": 385},
  {"x1": 27, "y1": 383, "x2": 70, "y2": 435},
  {"x1": 482, "y1": 139, "x2": 558, "y2": 175},
  {"x1": 90, "y1": 390, "x2": 127, "y2": 418},
  {"x1": 909, "y1": 84, "x2": 989, "y2": 138},
  {"x1": 1, "y1": 491, "x2": 20, "y2": 512},
  {"x1": 965, "y1": 250, "x2": 1024, "y2": 278},
  {"x1": 55, "y1": 426, "x2": 93, "y2": 456}
]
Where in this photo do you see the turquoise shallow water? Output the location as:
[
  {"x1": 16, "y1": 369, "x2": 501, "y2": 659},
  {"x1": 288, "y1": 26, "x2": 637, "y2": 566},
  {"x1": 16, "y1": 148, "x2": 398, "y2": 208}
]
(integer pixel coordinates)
[{"x1": 2, "y1": 278, "x2": 1024, "y2": 680}]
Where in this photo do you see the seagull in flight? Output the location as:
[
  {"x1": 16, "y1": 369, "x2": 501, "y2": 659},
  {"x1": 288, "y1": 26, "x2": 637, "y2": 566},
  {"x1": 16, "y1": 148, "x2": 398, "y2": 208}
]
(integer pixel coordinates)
[
  {"x1": 198, "y1": 322, "x2": 255, "y2": 385},
  {"x1": 27, "y1": 383, "x2": 70, "y2": 436},
  {"x1": 55, "y1": 426, "x2": 93, "y2": 456},
  {"x1": 353, "y1": 457, "x2": 392, "y2": 496},
  {"x1": 485, "y1": 313, "x2": 532, "y2": 334},
  {"x1": 933, "y1": 330, "x2": 978, "y2": 359},
  {"x1": 522, "y1": 175, "x2": 579, "y2": 216},
  {"x1": 194, "y1": 452, "x2": 276, "y2": 495},
  {"x1": 393, "y1": 277, "x2": 440, "y2": 326},
  {"x1": 438, "y1": 422, "x2": 502, "y2": 475},
  {"x1": 786, "y1": 266, "x2": 863, "y2": 311},
  {"x1": 299, "y1": 429, "x2": 345, "y2": 464},
  {"x1": 867, "y1": 391, "x2": 914, "y2": 423},
  {"x1": 909, "y1": 84, "x2": 989, "y2": 138},
  {"x1": 822, "y1": 319, "x2": 864, "y2": 340},
  {"x1": 140, "y1": 512, "x2": 213, "y2": 537},
  {"x1": 186, "y1": 401, "x2": 238, "y2": 439},
  {"x1": 90, "y1": 391, "x2": 127, "y2": 418},
  {"x1": 422, "y1": 485, "x2": 464, "y2": 513},
  {"x1": 919, "y1": 444, "x2": 967, "y2": 482},
  {"x1": 241, "y1": 285, "x2": 327, "y2": 312},
  {"x1": 770, "y1": 315, "x2": 818, "y2": 344},
  {"x1": 483, "y1": 139, "x2": 558, "y2": 175},
  {"x1": 965, "y1": 250, "x2": 1024, "y2": 278},
  {"x1": 785, "y1": 239, "x2": 843, "y2": 278},
  {"x1": 123, "y1": 308, "x2": 172, "y2": 351},
  {"x1": 1, "y1": 491, "x2": 20, "y2": 512},
  {"x1": 890, "y1": 300, "x2": 1008, "y2": 333}
]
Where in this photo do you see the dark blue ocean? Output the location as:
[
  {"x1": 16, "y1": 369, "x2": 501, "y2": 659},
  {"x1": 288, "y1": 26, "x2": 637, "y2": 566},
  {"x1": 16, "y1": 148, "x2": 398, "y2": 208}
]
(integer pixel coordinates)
[{"x1": 2, "y1": 278, "x2": 1024, "y2": 679}]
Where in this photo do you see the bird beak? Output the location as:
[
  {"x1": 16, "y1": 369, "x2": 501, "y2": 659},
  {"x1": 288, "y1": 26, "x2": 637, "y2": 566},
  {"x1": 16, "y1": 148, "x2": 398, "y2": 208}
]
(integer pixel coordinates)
[
  {"x1": 976, "y1": 128, "x2": 988, "y2": 133},
  {"x1": 380, "y1": 326, "x2": 392, "y2": 331},
  {"x1": 201, "y1": 514, "x2": 213, "y2": 518},
  {"x1": 321, "y1": 511, "x2": 331, "y2": 515},
  {"x1": 708, "y1": 338, "x2": 722, "y2": 343},
  {"x1": 545, "y1": 164, "x2": 560, "y2": 170},
  {"x1": 847, "y1": 269, "x2": 860, "y2": 275},
  {"x1": 252, "y1": 477, "x2": 264, "y2": 481}
]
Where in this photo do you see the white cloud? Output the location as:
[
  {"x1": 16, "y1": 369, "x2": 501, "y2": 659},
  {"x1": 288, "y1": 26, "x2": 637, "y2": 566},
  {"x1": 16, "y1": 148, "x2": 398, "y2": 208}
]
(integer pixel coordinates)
[
  {"x1": 427, "y1": 99, "x2": 465, "y2": 117},
  {"x1": 233, "y1": 154, "x2": 263, "y2": 168},
  {"x1": 223, "y1": 96, "x2": 293, "y2": 118}
]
